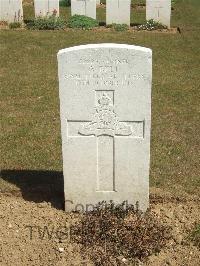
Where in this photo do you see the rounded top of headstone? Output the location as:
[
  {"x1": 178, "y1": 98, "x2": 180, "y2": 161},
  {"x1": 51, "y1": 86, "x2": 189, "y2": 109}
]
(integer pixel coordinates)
[{"x1": 57, "y1": 43, "x2": 152, "y2": 58}]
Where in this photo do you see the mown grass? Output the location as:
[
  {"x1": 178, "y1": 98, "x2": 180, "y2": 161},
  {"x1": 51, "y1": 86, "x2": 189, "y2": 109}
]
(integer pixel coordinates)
[{"x1": 0, "y1": 0, "x2": 200, "y2": 197}]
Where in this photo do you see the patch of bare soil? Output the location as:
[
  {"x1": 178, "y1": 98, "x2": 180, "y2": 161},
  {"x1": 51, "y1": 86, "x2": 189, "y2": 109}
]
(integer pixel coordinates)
[{"x1": 0, "y1": 189, "x2": 199, "y2": 266}]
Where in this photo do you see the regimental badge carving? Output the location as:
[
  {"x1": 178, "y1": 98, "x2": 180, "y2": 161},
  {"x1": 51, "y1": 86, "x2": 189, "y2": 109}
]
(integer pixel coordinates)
[{"x1": 79, "y1": 93, "x2": 132, "y2": 137}]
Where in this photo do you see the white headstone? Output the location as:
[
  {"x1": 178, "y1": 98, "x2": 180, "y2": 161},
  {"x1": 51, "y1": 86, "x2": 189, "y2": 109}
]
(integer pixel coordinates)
[
  {"x1": 0, "y1": 0, "x2": 23, "y2": 23},
  {"x1": 34, "y1": 0, "x2": 59, "y2": 17},
  {"x1": 106, "y1": 0, "x2": 131, "y2": 25},
  {"x1": 146, "y1": 0, "x2": 171, "y2": 28},
  {"x1": 57, "y1": 44, "x2": 152, "y2": 212},
  {"x1": 71, "y1": 0, "x2": 96, "y2": 19}
]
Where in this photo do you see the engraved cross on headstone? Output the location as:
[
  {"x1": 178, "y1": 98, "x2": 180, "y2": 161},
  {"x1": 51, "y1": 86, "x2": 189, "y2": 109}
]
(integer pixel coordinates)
[
  {"x1": 67, "y1": 91, "x2": 144, "y2": 192},
  {"x1": 154, "y1": 2, "x2": 164, "y2": 18},
  {"x1": 77, "y1": 0, "x2": 86, "y2": 14},
  {"x1": 84, "y1": 0, "x2": 86, "y2": 15},
  {"x1": 47, "y1": 0, "x2": 50, "y2": 15}
]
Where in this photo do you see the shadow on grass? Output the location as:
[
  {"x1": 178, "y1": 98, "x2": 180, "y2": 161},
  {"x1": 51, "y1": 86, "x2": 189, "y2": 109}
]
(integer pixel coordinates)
[{"x1": 0, "y1": 169, "x2": 64, "y2": 210}]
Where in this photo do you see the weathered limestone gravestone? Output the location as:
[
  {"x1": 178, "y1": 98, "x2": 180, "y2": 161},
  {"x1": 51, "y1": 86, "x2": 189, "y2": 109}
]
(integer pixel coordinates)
[
  {"x1": 146, "y1": 0, "x2": 171, "y2": 28},
  {"x1": 34, "y1": 0, "x2": 59, "y2": 17},
  {"x1": 0, "y1": 0, "x2": 23, "y2": 23},
  {"x1": 57, "y1": 44, "x2": 152, "y2": 212},
  {"x1": 106, "y1": 0, "x2": 131, "y2": 25},
  {"x1": 71, "y1": 0, "x2": 96, "y2": 19}
]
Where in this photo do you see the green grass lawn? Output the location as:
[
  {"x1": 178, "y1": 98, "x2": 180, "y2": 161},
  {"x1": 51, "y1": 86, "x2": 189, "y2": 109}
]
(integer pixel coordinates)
[{"x1": 0, "y1": 0, "x2": 200, "y2": 197}]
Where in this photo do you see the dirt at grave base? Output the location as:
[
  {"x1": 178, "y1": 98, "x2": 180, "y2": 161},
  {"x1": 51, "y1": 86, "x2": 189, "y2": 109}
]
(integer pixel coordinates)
[{"x1": 0, "y1": 188, "x2": 199, "y2": 266}]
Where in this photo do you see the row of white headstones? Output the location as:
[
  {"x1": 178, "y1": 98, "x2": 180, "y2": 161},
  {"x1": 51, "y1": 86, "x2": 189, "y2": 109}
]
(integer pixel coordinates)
[{"x1": 0, "y1": 0, "x2": 171, "y2": 27}]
